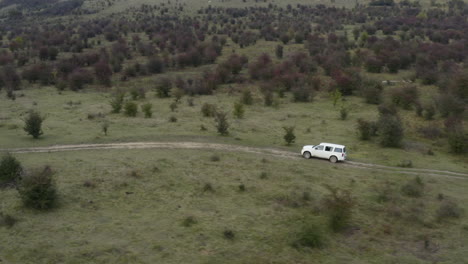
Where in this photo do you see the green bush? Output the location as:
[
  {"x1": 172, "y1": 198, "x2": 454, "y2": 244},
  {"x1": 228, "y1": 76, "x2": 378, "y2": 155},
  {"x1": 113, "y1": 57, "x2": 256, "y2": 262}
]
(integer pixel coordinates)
[
  {"x1": 155, "y1": 77, "x2": 172, "y2": 98},
  {"x1": 182, "y1": 216, "x2": 197, "y2": 227},
  {"x1": 23, "y1": 110, "x2": 44, "y2": 139},
  {"x1": 201, "y1": 103, "x2": 217, "y2": 117},
  {"x1": 141, "y1": 103, "x2": 153, "y2": 118},
  {"x1": 214, "y1": 111, "x2": 229, "y2": 135},
  {"x1": 378, "y1": 115, "x2": 404, "y2": 147},
  {"x1": 124, "y1": 101, "x2": 138, "y2": 117},
  {"x1": 436, "y1": 200, "x2": 463, "y2": 222},
  {"x1": 401, "y1": 176, "x2": 424, "y2": 197},
  {"x1": 323, "y1": 186, "x2": 354, "y2": 233},
  {"x1": 0, "y1": 212, "x2": 17, "y2": 228},
  {"x1": 447, "y1": 130, "x2": 467, "y2": 154},
  {"x1": 0, "y1": 153, "x2": 22, "y2": 186},
  {"x1": 356, "y1": 119, "x2": 377, "y2": 140},
  {"x1": 283, "y1": 126, "x2": 296, "y2": 145},
  {"x1": 241, "y1": 89, "x2": 253, "y2": 105},
  {"x1": 18, "y1": 166, "x2": 57, "y2": 210},
  {"x1": 233, "y1": 101, "x2": 244, "y2": 119},
  {"x1": 292, "y1": 225, "x2": 326, "y2": 249},
  {"x1": 110, "y1": 92, "x2": 125, "y2": 113},
  {"x1": 339, "y1": 106, "x2": 348, "y2": 120}
]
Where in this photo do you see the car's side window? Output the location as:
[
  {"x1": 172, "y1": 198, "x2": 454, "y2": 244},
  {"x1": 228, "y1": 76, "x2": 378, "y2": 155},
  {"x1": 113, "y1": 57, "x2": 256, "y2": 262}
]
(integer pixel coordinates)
[
  {"x1": 325, "y1": 146, "x2": 332, "y2": 151},
  {"x1": 334, "y1": 148, "x2": 342, "y2": 153},
  {"x1": 315, "y1": 145, "x2": 324, "y2": 151}
]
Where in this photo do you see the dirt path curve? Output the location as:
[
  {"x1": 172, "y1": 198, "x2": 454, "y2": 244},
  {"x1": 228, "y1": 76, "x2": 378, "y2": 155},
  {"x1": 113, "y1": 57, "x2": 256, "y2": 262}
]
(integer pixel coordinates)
[{"x1": 2, "y1": 141, "x2": 467, "y2": 180}]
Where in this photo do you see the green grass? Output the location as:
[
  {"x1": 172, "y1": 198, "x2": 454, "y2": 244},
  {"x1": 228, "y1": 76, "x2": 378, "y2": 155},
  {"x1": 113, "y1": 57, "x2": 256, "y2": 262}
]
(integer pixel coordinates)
[{"x1": 1, "y1": 149, "x2": 467, "y2": 263}]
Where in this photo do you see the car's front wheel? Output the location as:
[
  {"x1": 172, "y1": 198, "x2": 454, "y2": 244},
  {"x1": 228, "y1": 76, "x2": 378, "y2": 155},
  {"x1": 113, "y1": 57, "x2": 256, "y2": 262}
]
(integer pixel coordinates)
[
  {"x1": 303, "y1": 151, "x2": 311, "y2": 159},
  {"x1": 329, "y1": 156, "x2": 338, "y2": 163}
]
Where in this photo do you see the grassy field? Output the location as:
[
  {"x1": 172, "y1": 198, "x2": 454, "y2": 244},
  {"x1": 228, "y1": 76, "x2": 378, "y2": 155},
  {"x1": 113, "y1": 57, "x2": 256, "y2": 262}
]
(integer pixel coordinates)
[{"x1": 1, "y1": 149, "x2": 467, "y2": 264}]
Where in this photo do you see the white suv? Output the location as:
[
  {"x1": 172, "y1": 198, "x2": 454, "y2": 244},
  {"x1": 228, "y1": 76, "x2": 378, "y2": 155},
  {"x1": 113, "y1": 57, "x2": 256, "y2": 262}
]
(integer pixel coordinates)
[{"x1": 301, "y1": 143, "x2": 347, "y2": 163}]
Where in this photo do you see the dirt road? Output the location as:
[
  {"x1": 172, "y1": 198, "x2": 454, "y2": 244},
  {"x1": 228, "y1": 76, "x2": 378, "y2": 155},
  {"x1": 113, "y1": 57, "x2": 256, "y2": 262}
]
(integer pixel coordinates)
[{"x1": 2, "y1": 141, "x2": 467, "y2": 180}]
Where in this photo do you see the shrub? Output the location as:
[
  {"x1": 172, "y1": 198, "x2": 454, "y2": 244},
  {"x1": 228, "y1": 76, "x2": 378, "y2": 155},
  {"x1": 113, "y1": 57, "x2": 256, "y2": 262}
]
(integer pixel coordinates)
[
  {"x1": 292, "y1": 86, "x2": 314, "y2": 102},
  {"x1": 203, "y1": 183, "x2": 214, "y2": 193},
  {"x1": 389, "y1": 85, "x2": 419, "y2": 110},
  {"x1": 241, "y1": 89, "x2": 253, "y2": 105},
  {"x1": 356, "y1": 119, "x2": 377, "y2": 140},
  {"x1": 0, "y1": 153, "x2": 22, "y2": 186},
  {"x1": 292, "y1": 225, "x2": 326, "y2": 249},
  {"x1": 182, "y1": 216, "x2": 197, "y2": 227},
  {"x1": 201, "y1": 103, "x2": 217, "y2": 117},
  {"x1": 233, "y1": 101, "x2": 244, "y2": 119},
  {"x1": 360, "y1": 80, "x2": 382, "y2": 104},
  {"x1": 263, "y1": 90, "x2": 274, "y2": 106},
  {"x1": 0, "y1": 212, "x2": 17, "y2": 228},
  {"x1": 23, "y1": 110, "x2": 44, "y2": 139},
  {"x1": 223, "y1": 229, "x2": 235, "y2": 240},
  {"x1": 214, "y1": 111, "x2": 229, "y2": 135},
  {"x1": 18, "y1": 166, "x2": 57, "y2": 210},
  {"x1": 275, "y1": 45, "x2": 283, "y2": 59},
  {"x1": 101, "y1": 121, "x2": 109, "y2": 136},
  {"x1": 238, "y1": 183, "x2": 246, "y2": 192},
  {"x1": 146, "y1": 56, "x2": 164, "y2": 74},
  {"x1": 210, "y1": 154, "x2": 220, "y2": 162},
  {"x1": 169, "y1": 116, "x2": 177, "y2": 122},
  {"x1": 397, "y1": 160, "x2": 413, "y2": 168},
  {"x1": 323, "y1": 186, "x2": 354, "y2": 232},
  {"x1": 447, "y1": 130, "x2": 467, "y2": 154},
  {"x1": 169, "y1": 101, "x2": 178, "y2": 112},
  {"x1": 339, "y1": 106, "x2": 348, "y2": 120},
  {"x1": 417, "y1": 126, "x2": 442, "y2": 139},
  {"x1": 109, "y1": 92, "x2": 125, "y2": 113},
  {"x1": 401, "y1": 176, "x2": 424, "y2": 197},
  {"x1": 124, "y1": 101, "x2": 138, "y2": 117},
  {"x1": 436, "y1": 200, "x2": 463, "y2": 222},
  {"x1": 155, "y1": 78, "x2": 172, "y2": 98},
  {"x1": 141, "y1": 103, "x2": 153, "y2": 118},
  {"x1": 378, "y1": 115, "x2": 404, "y2": 148},
  {"x1": 283, "y1": 126, "x2": 296, "y2": 145}
]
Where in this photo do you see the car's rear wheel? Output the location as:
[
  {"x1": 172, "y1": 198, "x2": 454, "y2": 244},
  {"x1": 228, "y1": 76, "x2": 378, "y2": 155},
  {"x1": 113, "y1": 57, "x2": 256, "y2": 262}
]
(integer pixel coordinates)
[
  {"x1": 303, "y1": 151, "x2": 311, "y2": 159},
  {"x1": 329, "y1": 156, "x2": 338, "y2": 163}
]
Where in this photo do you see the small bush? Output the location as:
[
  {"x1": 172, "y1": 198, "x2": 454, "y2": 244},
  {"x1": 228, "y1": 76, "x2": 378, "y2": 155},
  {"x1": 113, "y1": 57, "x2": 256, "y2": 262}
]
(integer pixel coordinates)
[
  {"x1": 124, "y1": 101, "x2": 138, "y2": 117},
  {"x1": 182, "y1": 216, "x2": 197, "y2": 227},
  {"x1": 260, "y1": 171, "x2": 268, "y2": 179},
  {"x1": 18, "y1": 166, "x2": 57, "y2": 210},
  {"x1": 448, "y1": 130, "x2": 467, "y2": 154},
  {"x1": 203, "y1": 183, "x2": 214, "y2": 193},
  {"x1": 390, "y1": 85, "x2": 419, "y2": 110},
  {"x1": 401, "y1": 176, "x2": 424, "y2": 197},
  {"x1": 323, "y1": 186, "x2": 354, "y2": 233},
  {"x1": 0, "y1": 153, "x2": 22, "y2": 186},
  {"x1": 436, "y1": 200, "x2": 463, "y2": 222},
  {"x1": 101, "y1": 121, "x2": 109, "y2": 136},
  {"x1": 0, "y1": 212, "x2": 17, "y2": 228},
  {"x1": 241, "y1": 89, "x2": 253, "y2": 105},
  {"x1": 201, "y1": 103, "x2": 217, "y2": 117},
  {"x1": 141, "y1": 103, "x2": 153, "y2": 118},
  {"x1": 397, "y1": 160, "x2": 413, "y2": 168},
  {"x1": 214, "y1": 111, "x2": 229, "y2": 135},
  {"x1": 210, "y1": 154, "x2": 220, "y2": 162},
  {"x1": 110, "y1": 92, "x2": 125, "y2": 113},
  {"x1": 83, "y1": 180, "x2": 97, "y2": 188},
  {"x1": 23, "y1": 110, "x2": 44, "y2": 139},
  {"x1": 168, "y1": 101, "x2": 177, "y2": 112},
  {"x1": 233, "y1": 101, "x2": 244, "y2": 119},
  {"x1": 339, "y1": 106, "x2": 348, "y2": 120},
  {"x1": 283, "y1": 126, "x2": 296, "y2": 145},
  {"x1": 223, "y1": 229, "x2": 235, "y2": 240},
  {"x1": 292, "y1": 225, "x2": 326, "y2": 249},
  {"x1": 356, "y1": 119, "x2": 376, "y2": 140},
  {"x1": 238, "y1": 183, "x2": 246, "y2": 192},
  {"x1": 378, "y1": 115, "x2": 404, "y2": 148},
  {"x1": 169, "y1": 116, "x2": 177, "y2": 123},
  {"x1": 155, "y1": 78, "x2": 172, "y2": 98}
]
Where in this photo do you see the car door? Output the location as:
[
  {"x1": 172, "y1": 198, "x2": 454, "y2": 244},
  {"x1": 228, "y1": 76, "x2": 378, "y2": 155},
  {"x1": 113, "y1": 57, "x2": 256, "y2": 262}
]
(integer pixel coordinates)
[
  {"x1": 310, "y1": 145, "x2": 324, "y2": 157},
  {"x1": 322, "y1": 145, "x2": 334, "y2": 159}
]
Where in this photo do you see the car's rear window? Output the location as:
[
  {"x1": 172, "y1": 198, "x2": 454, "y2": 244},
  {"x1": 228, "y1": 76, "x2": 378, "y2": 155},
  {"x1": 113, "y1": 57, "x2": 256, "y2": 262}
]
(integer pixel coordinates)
[
  {"x1": 343, "y1": 147, "x2": 346, "y2": 153},
  {"x1": 334, "y1": 148, "x2": 342, "y2": 153}
]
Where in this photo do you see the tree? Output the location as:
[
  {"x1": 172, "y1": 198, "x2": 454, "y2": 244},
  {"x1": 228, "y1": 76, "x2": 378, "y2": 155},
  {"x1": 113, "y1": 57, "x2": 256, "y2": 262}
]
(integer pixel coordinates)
[
  {"x1": 94, "y1": 60, "x2": 112, "y2": 87},
  {"x1": 110, "y1": 92, "x2": 125, "y2": 113},
  {"x1": 124, "y1": 101, "x2": 138, "y2": 117},
  {"x1": 214, "y1": 111, "x2": 229, "y2": 135},
  {"x1": 141, "y1": 103, "x2": 153, "y2": 118},
  {"x1": 0, "y1": 153, "x2": 22, "y2": 186},
  {"x1": 18, "y1": 166, "x2": 57, "y2": 210},
  {"x1": 23, "y1": 110, "x2": 44, "y2": 139},
  {"x1": 330, "y1": 89, "x2": 342, "y2": 107},
  {"x1": 378, "y1": 114, "x2": 404, "y2": 147},
  {"x1": 233, "y1": 101, "x2": 244, "y2": 119},
  {"x1": 283, "y1": 126, "x2": 296, "y2": 145}
]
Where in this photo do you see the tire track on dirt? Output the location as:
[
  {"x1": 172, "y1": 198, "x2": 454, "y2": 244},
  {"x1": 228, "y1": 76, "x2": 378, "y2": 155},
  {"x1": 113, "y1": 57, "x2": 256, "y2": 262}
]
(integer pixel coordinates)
[{"x1": 2, "y1": 142, "x2": 467, "y2": 180}]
